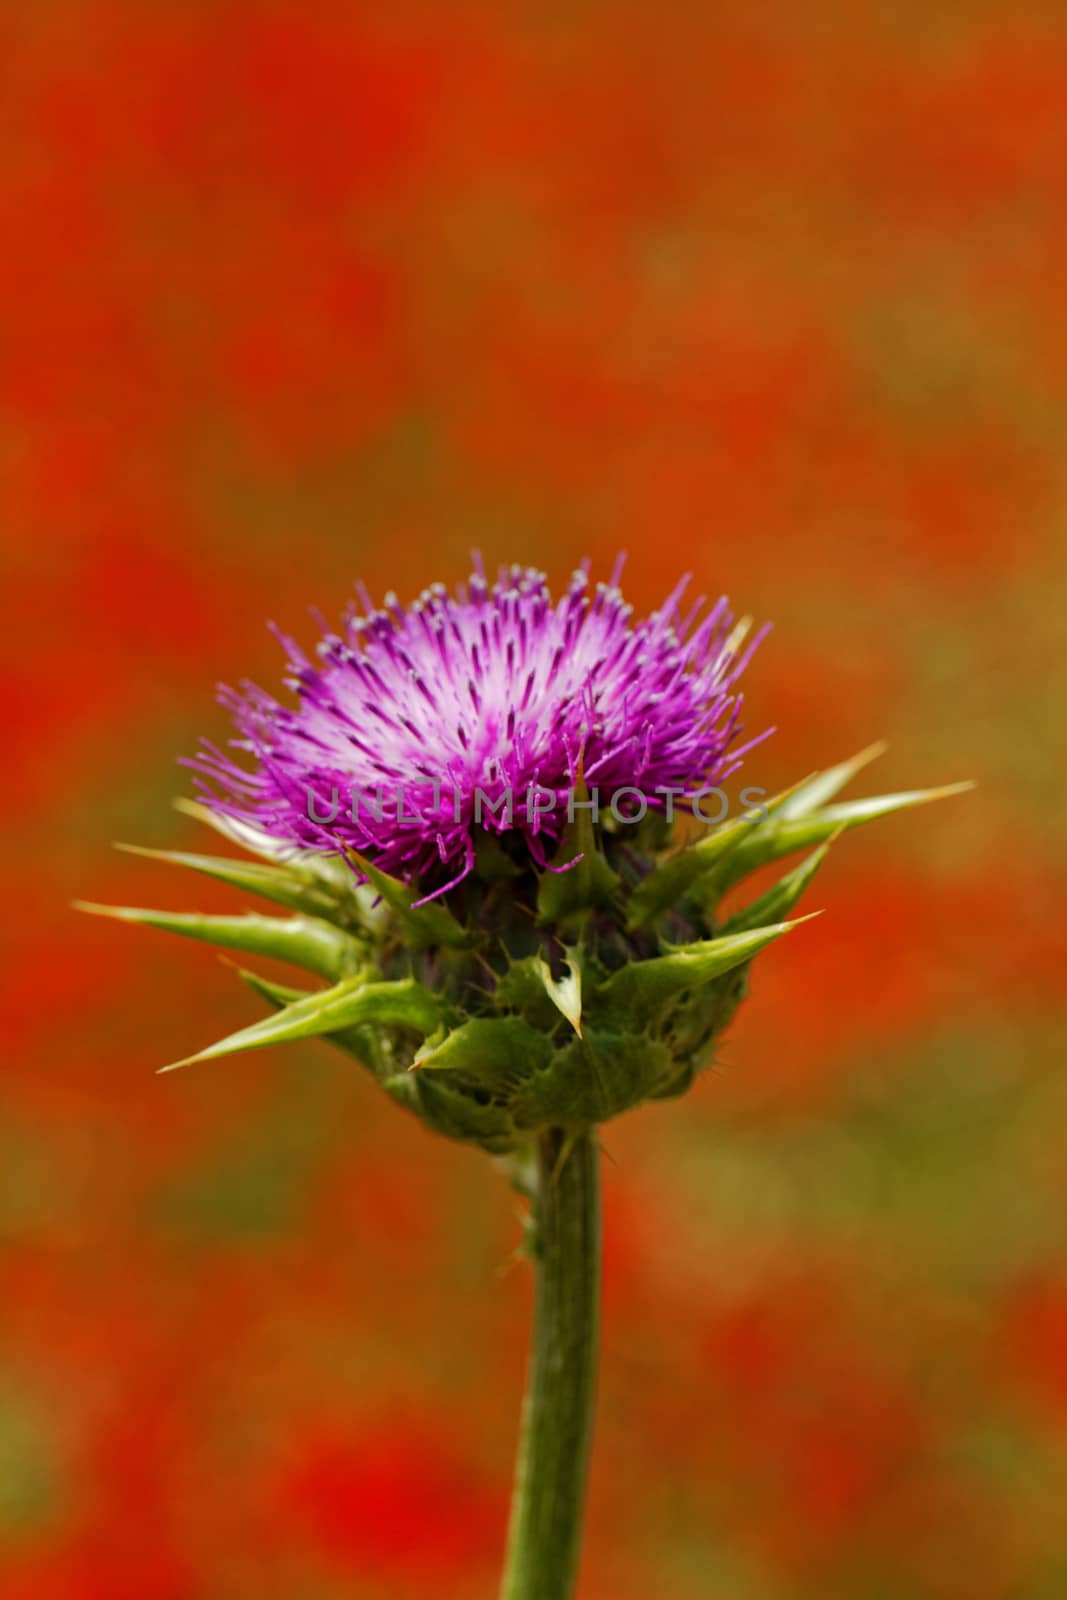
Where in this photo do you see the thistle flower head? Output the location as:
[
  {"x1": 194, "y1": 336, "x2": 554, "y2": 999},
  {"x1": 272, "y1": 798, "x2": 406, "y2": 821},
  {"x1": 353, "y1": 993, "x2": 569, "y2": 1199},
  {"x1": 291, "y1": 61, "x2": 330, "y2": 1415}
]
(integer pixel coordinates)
[
  {"x1": 80, "y1": 555, "x2": 969, "y2": 1151},
  {"x1": 189, "y1": 556, "x2": 767, "y2": 897}
]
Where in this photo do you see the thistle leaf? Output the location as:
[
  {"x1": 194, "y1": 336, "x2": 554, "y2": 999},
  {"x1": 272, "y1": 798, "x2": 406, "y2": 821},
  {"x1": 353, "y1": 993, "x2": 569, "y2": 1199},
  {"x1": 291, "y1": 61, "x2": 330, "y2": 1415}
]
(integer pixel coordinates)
[
  {"x1": 721, "y1": 834, "x2": 837, "y2": 934},
  {"x1": 233, "y1": 968, "x2": 309, "y2": 1008},
  {"x1": 493, "y1": 956, "x2": 562, "y2": 1031},
  {"x1": 625, "y1": 779, "x2": 811, "y2": 930},
  {"x1": 114, "y1": 844, "x2": 346, "y2": 923},
  {"x1": 383, "y1": 1072, "x2": 519, "y2": 1154},
  {"x1": 537, "y1": 953, "x2": 583, "y2": 1036},
  {"x1": 174, "y1": 798, "x2": 350, "y2": 884},
  {"x1": 172, "y1": 797, "x2": 291, "y2": 857},
  {"x1": 776, "y1": 741, "x2": 888, "y2": 818},
  {"x1": 494, "y1": 955, "x2": 554, "y2": 1015},
  {"x1": 159, "y1": 975, "x2": 444, "y2": 1072},
  {"x1": 413, "y1": 1017, "x2": 551, "y2": 1092},
  {"x1": 72, "y1": 903, "x2": 360, "y2": 980},
  {"x1": 344, "y1": 849, "x2": 472, "y2": 949},
  {"x1": 230, "y1": 966, "x2": 388, "y2": 1074},
  {"x1": 593, "y1": 919, "x2": 808, "y2": 1025},
  {"x1": 711, "y1": 782, "x2": 975, "y2": 894},
  {"x1": 512, "y1": 1031, "x2": 675, "y2": 1129},
  {"x1": 537, "y1": 774, "x2": 620, "y2": 925}
]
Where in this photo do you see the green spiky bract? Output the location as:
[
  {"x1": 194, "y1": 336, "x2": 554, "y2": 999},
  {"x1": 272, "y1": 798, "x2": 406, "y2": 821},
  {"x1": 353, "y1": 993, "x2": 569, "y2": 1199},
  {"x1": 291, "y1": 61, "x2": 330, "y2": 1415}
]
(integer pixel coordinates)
[{"x1": 77, "y1": 747, "x2": 969, "y2": 1139}]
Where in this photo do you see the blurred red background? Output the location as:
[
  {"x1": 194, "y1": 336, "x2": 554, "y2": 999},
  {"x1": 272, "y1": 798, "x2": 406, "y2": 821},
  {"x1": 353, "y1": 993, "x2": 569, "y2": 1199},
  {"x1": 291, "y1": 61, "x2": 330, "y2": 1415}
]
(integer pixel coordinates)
[{"x1": 4, "y1": 4, "x2": 1067, "y2": 1597}]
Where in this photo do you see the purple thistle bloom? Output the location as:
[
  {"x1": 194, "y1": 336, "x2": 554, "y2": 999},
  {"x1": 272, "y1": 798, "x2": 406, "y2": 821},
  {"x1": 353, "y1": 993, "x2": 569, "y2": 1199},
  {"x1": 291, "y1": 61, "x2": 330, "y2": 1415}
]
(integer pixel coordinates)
[{"x1": 188, "y1": 556, "x2": 769, "y2": 901}]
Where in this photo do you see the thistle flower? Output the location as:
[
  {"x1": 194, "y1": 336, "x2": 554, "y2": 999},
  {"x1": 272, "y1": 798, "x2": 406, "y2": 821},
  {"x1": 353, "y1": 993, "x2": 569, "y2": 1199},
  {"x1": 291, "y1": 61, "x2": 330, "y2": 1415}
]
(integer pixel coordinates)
[
  {"x1": 77, "y1": 558, "x2": 970, "y2": 1600},
  {"x1": 187, "y1": 556, "x2": 768, "y2": 898},
  {"x1": 76, "y1": 551, "x2": 970, "y2": 1175}
]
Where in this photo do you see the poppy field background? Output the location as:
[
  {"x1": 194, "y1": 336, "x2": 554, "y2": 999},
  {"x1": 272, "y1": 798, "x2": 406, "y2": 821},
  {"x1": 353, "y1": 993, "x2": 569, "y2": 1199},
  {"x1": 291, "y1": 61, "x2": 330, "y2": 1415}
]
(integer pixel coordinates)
[{"x1": 4, "y1": 4, "x2": 1067, "y2": 1597}]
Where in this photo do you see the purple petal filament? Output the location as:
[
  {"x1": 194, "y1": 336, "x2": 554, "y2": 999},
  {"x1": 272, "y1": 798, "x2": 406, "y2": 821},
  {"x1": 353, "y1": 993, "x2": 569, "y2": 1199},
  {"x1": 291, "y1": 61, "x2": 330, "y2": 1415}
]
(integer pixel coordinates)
[{"x1": 188, "y1": 557, "x2": 769, "y2": 899}]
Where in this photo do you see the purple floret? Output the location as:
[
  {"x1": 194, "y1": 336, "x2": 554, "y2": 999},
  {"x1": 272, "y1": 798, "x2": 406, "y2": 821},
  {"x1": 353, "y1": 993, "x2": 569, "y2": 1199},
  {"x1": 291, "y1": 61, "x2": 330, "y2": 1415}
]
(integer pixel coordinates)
[{"x1": 187, "y1": 556, "x2": 769, "y2": 901}]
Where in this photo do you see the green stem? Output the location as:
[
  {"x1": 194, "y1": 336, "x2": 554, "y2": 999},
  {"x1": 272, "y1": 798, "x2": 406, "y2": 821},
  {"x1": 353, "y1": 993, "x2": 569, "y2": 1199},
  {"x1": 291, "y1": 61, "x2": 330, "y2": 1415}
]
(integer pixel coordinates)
[{"x1": 500, "y1": 1127, "x2": 601, "y2": 1600}]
